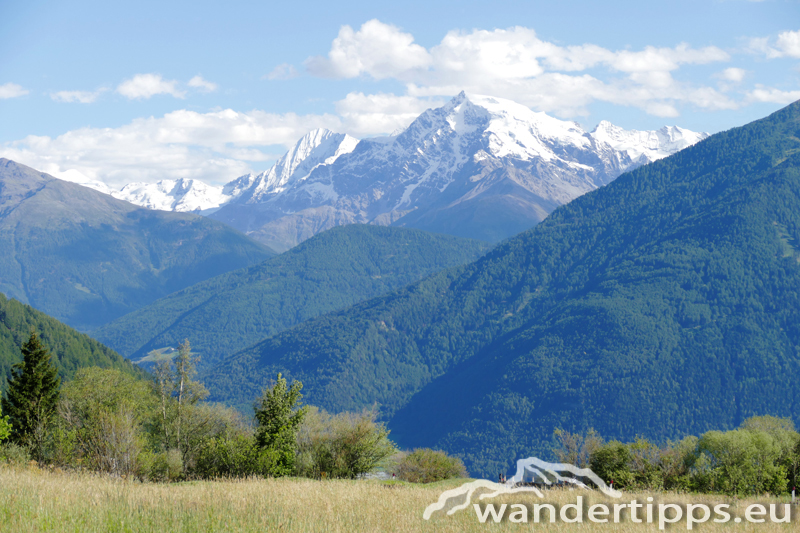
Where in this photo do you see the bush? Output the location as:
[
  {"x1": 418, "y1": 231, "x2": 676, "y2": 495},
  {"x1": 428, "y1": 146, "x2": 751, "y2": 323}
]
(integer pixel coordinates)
[
  {"x1": 691, "y1": 429, "x2": 787, "y2": 495},
  {"x1": 553, "y1": 428, "x2": 602, "y2": 468},
  {"x1": 139, "y1": 449, "x2": 184, "y2": 482},
  {"x1": 589, "y1": 441, "x2": 633, "y2": 488},
  {"x1": 296, "y1": 407, "x2": 396, "y2": 479},
  {"x1": 395, "y1": 449, "x2": 467, "y2": 483},
  {"x1": 42, "y1": 425, "x2": 78, "y2": 467},
  {"x1": 193, "y1": 435, "x2": 278, "y2": 479},
  {"x1": 0, "y1": 442, "x2": 30, "y2": 464},
  {"x1": 58, "y1": 368, "x2": 154, "y2": 476},
  {"x1": 0, "y1": 405, "x2": 10, "y2": 444}
]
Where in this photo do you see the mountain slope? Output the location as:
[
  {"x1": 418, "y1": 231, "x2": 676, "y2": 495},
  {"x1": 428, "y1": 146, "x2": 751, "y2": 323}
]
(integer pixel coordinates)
[
  {"x1": 0, "y1": 159, "x2": 275, "y2": 331},
  {"x1": 203, "y1": 100, "x2": 800, "y2": 476},
  {"x1": 93, "y1": 224, "x2": 491, "y2": 370},
  {"x1": 0, "y1": 292, "x2": 142, "y2": 390},
  {"x1": 210, "y1": 93, "x2": 707, "y2": 250}
]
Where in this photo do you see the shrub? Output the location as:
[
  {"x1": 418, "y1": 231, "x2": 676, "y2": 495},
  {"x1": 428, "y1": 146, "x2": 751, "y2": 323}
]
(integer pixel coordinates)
[
  {"x1": 139, "y1": 449, "x2": 184, "y2": 482},
  {"x1": 0, "y1": 404, "x2": 10, "y2": 444},
  {"x1": 0, "y1": 442, "x2": 30, "y2": 464},
  {"x1": 589, "y1": 441, "x2": 633, "y2": 488},
  {"x1": 395, "y1": 448, "x2": 467, "y2": 483},
  {"x1": 692, "y1": 429, "x2": 787, "y2": 495},
  {"x1": 58, "y1": 368, "x2": 154, "y2": 476},
  {"x1": 296, "y1": 407, "x2": 396, "y2": 479},
  {"x1": 193, "y1": 435, "x2": 278, "y2": 479},
  {"x1": 553, "y1": 428, "x2": 602, "y2": 468}
]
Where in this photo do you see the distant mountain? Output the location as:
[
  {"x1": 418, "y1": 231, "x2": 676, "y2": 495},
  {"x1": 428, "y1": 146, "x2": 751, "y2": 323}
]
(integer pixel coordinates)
[
  {"x1": 66, "y1": 94, "x2": 707, "y2": 252},
  {"x1": 93, "y1": 224, "x2": 491, "y2": 372},
  {"x1": 62, "y1": 129, "x2": 359, "y2": 217},
  {"x1": 113, "y1": 178, "x2": 233, "y2": 213},
  {"x1": 589, "y1": 120, "x2": 708, "y2": 166},
  {"x1": 0, "y1": 292, "x2": 142, "y2": 389},
  {"x1": 203, "y1": 100, "x2": 800, "y2": 477},
  {"x1": 209, "y1": 93, "x2": 708, "y2": 250},
  {"x1": 0, "y1": 159, "x2": 274, "y2": 331}
]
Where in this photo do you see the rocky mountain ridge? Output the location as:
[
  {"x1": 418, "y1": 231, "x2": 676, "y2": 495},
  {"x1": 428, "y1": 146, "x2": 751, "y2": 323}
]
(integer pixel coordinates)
[{"x1": 64, "y1": 93, "x2": 708, "y2": 250}]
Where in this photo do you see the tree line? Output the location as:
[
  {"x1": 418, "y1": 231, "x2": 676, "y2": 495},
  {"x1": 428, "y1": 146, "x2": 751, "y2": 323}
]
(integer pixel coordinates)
[
  {"x1": 552, "y1": 419, "x2": 800, "y2": 496},
  {"x1": 0, "y1": 331, "x2": 464, "y2": 483}
]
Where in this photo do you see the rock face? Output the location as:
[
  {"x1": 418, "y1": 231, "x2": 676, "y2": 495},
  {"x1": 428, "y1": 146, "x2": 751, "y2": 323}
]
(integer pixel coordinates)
[
  {"x1": 210, "y1": 93, "x2": 708, "y2": 250},
  {"x1": 66, "y1": 93, "x2": 708, "y2": 251}
]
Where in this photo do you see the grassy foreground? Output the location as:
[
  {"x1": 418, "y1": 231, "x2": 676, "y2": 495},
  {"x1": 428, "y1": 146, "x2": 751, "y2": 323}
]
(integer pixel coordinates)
[{"x1": 0, "y1": 464, "x2": 797, "y2": 532}]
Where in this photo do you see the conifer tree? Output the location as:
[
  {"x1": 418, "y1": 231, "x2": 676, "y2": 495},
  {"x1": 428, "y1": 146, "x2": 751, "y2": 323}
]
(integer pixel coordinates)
[{"x1": 1, "y1": 331, "x2": 60, "y2": 457}]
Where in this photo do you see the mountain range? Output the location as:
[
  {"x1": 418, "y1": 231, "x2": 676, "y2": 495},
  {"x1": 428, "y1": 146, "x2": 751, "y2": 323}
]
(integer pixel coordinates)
[
  {"x1": 65, "y1": 93, "x2": 707, "y2": 251},
  {"x1": 92, "y1": 224, "x2": 491, "y2": 372},
  {"x1": 0, "y1": 159, "x2": 274, "y2": 331},
  {"x1": 200, "y1": 99, "x2": 800, "y2": 477}
]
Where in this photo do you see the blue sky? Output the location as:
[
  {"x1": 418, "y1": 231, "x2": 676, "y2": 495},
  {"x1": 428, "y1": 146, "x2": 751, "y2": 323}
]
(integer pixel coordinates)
[{"x1": 1, "y1": 0, "x2": 798, "y2": 186}]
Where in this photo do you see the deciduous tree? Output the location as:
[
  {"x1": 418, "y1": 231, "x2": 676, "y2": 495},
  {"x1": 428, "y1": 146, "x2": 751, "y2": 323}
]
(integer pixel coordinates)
[{"x1": 254, "y1": 373, "x2": 307, "y2": 476}]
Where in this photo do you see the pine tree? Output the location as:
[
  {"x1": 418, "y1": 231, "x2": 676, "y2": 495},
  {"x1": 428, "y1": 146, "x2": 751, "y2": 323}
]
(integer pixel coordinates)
[
  {"x1": 1, "y1": 331, "x2": 60, "y2": 457},
  {"x1": 254, "y1": 373, "x2": 307, "y2": 476}
]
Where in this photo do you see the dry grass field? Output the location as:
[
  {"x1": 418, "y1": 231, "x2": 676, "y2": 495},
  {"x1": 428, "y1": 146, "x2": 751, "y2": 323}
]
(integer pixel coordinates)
[{"x1": 0, "y1": 464, "x2": 797, "y2": 532}]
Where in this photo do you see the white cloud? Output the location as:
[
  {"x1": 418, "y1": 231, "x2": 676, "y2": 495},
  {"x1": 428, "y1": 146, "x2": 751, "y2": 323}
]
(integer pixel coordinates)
[
  {"x1": 306, "y1": 19, "x2": 431, "y2": 79},
  {"x1": 267, "y1": 64, "x2": 300, "y2": 80},
  {"x1": 606, "y1": 44, "x2": 728, "y2": 73},
  {"x1": 307, "y1": 21, "x2": 733, "y2": 118},
  {"x1": 749, "y1": 30, "x2": 800, "y2": 59},
  {"x1": 0, "y1": 88, "x2": 448, "y2": 188},
  {"x1": 775, "y1": 30, "x2": 800, "y2": 58},
  {"x1": 747, "y1": 85, "x2": 800, "y2": 104},
  {"x1": 717, "y1": 67, "x2": 747, "y2": 83},
  {"x1": 0, "y1": 83, "x2": 29, "y2": 99},
  {"x1": 6, "y1": 22, "x2": 795, "y2": 191},
  {"x1": 188, "y1": 75, "x2": 218, "y2": 92},
  {"x1": 51, "y1": 89, "x2": 107, "y2": 103},
  {"x1": 0, "y1": 107, "x2": 359, "y2": 188},
  {"x1": 117, "y1": 73, "x2": 186, "y2": 99},
  {"x1": 335, "y1": 92, "x2": 444, "y2": 135}
]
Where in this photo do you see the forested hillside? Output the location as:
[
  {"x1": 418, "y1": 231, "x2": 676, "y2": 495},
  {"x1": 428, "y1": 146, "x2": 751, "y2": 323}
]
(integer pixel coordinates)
[
  {"x1": 0, "y1": 293, "x2": 142, "y2": 389},
  {"x1": 0, "y1": 159, "x2": 274, "y2": 331},
  {"x1": 94, "y1": 224, "x2": 491, "y2": 369},
  {"x1": 204, "y1": 100, "x2": 800, "y2": 477}
]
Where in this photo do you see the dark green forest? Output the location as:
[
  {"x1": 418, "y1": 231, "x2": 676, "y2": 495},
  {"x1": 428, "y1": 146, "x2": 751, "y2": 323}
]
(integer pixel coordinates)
[
  {"x1": 0, "y1": 159, "x2": 274, "y2": 331},
  {"x1": 0, "y1": 292, "x2": 142, "y2": 391},
  {"x1": 203, "y1": 101, "x2": 800, "y2": 477},
  {"x1": 93, "y1": 224, "x2": 491, "y2": 370}
]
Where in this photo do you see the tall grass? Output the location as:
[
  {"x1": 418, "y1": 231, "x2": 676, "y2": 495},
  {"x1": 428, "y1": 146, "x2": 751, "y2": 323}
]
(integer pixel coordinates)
[{"x1": 0, "y1": 464, "x2": 796, "y2": 532}]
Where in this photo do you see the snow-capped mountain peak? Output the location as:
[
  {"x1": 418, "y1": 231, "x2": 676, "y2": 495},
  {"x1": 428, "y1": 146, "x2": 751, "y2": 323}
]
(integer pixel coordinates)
[
  {"x1": 206, "y1": 92, "x2": 710, "y2": 250},
  {"x1": 590, "y1": 120, "x2": 709, "y2": 165},
  {"x1": 236, "y1": 128, "x2": 359, "y2": 204},
  {"x1": 466, "y1": 93, "x2": 591, "y2": 161},
  {"x1": 60, "y1": 92, "x2": 709, "y2": 251},
  {"x1": 60, "y1": 128, "x2": 360, "y2": 214},
  {"x1": 114, "y1": 178, "x2": 230, "y2": 212}
]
